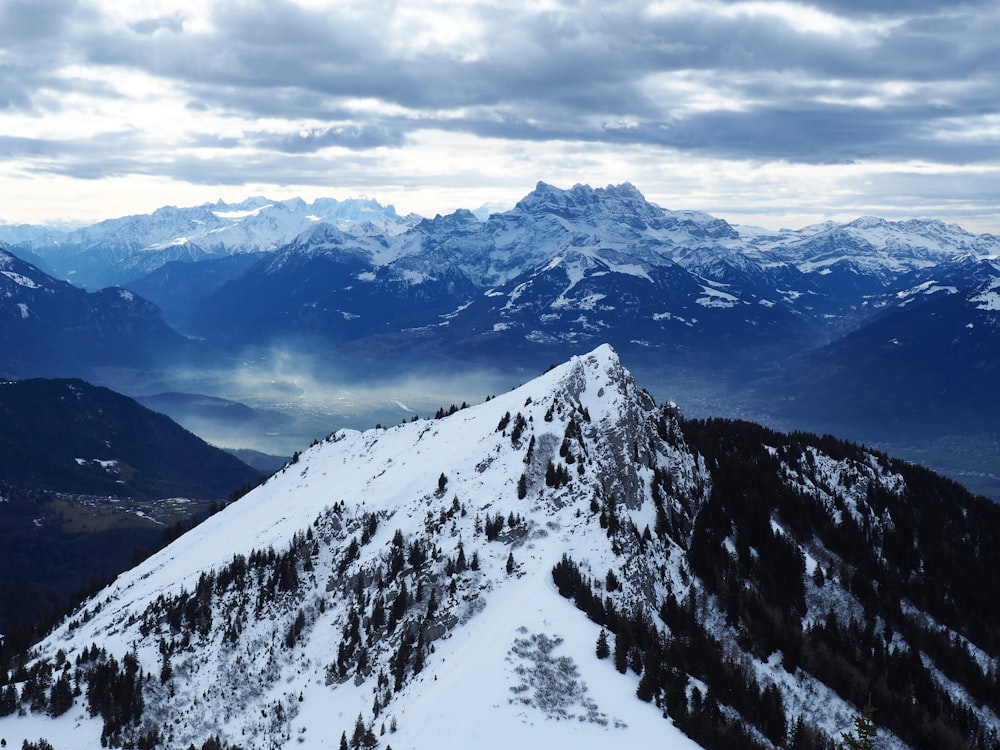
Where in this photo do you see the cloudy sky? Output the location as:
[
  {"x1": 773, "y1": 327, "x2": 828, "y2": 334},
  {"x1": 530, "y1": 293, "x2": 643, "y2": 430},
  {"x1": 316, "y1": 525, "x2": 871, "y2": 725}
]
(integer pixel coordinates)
[{"x1": 1, "y1": 0, "x2": 999, "y2": 231}]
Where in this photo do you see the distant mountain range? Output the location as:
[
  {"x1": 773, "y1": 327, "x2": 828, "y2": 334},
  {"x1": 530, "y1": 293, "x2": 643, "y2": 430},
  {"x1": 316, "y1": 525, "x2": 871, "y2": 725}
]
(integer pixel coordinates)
[
  {"x1": 768, "y1": 259, "x2": 1000, "y2": 440},
  {"x1": 2, "y1": 196, "x2": 411, "y2": 289},
  {"x1": 2, "y1": 182, "x2": 998, "y2": 490},
  {"x1": 2, "y1": 346, "x2": 997, "y2": 750}
]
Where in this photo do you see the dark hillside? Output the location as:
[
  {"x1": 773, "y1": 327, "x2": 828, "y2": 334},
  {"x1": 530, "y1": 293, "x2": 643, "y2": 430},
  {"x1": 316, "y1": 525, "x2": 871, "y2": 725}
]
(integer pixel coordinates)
[
  {"x1": 676, "y1": 417, "x2": 1000, "y2": 748},
  {"x1": 0, "y1": 378, "x2": 259, "y2": 499},
  {"x1": 0, "y1": 377, "x2": 261, "y2": 634}
]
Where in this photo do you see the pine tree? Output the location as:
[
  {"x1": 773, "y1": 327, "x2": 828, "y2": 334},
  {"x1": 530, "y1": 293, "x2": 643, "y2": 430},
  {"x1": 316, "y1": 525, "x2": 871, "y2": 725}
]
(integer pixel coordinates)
[
  {"x1": 614, "y1": 631, "x2": 629, "y2": 674},
  {"x1": 351, "y1": 713, "x2": 366, "y2": 749},
  {"x1": 412, "y1": 631, "x2": 426, "y2": 675},
  {"x1": 595, "y1": 629, "x2": 610, "y2": 659},
  {"x1": 0, "y1": 682, "x2": 19, "y2": 717},
  {"x1": 48, "y1": 672, "x2": 74, "y2": 717},
  {"x1": 605, "y1": 569, "x2": 619, "y2": 591},
  {"x1": 159, "y1": 645, "x2": 173, "y2": 684},
  {"x1": 840, "y1": 695, "x2": 877, "y2": 750}
]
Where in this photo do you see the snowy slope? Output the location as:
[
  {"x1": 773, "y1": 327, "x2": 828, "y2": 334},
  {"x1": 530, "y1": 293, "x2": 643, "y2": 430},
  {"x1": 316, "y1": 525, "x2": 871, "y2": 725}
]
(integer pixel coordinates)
[
  {"x1": 3, "y1": 346, "x2": 999, "y2": 750},
  {"x1": 0, "y1": 345, "x2": 703, "y2": 750}
]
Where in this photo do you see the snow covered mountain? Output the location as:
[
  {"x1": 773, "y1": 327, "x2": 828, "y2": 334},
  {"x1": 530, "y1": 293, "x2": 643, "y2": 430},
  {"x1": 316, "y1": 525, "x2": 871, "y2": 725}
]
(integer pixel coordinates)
[
  {"x1": 742, "y1": 215, "x2": 1000, "y2": 278},
  {"x1": 9, "y1": 181, "x2": 998, "y2": 309},
  {"x1": 2, "y1": 197, "x2": 411, "y2": 289},
  {"x1": 176, "y1": 183, "x2": 831, "y2": 368},
  {"x1": 3, "y1": 345, "x2": 999, "y2": 750},
  {"x1": 4, "y1": 182, "x2": 1000, "y2": 485},
  {"x1": 7, "y1": 182, "x2": 998, "y2": 361},
  {"x1": 155, "y1": 181, "x2": 1000, "y2": 393}
]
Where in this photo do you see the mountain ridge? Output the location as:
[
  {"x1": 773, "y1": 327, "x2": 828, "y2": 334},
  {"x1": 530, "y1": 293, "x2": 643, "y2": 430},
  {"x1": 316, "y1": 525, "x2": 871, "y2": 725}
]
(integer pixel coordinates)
[
  {"x1": 5, "y1": 183, "x2": 998, "y2": 290},
  {"x1": 3, "y1": 344, "x2": 999, "y2": 750},
  {"x1": 0, "y1": 246, "x2": 192, "y2": 380},
  {"x1": 1, "y1": 197, "x2": 411, "y2": 289}
]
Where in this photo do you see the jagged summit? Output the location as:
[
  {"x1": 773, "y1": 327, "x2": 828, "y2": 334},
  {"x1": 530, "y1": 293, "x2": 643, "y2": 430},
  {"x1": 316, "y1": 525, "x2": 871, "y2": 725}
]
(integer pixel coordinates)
[
  {"x1": 7, "y1": 343, "x2": 707, "y2": 749},
  {"x1": 514, "y1": 181, "x2": 684, "y2": 231}
]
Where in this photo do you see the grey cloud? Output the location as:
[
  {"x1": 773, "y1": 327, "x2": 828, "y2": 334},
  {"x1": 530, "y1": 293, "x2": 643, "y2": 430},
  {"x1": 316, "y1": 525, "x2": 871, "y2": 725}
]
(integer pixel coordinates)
[
  {"x1": 262, "y1": 126, "x2": 407, "y2": 153},
  {"x1": 0, "y1": 65, "x2": 37, "y2": 110},
  {"x1": 4, "y1": 130, "x2": 158, "y2": 179},
  {"x1": 14, "y1": 135, "x2": 387, "y2": 187},
  {"x1": 785, "y1": 0, "x2": 996, "y2": 17},
  {"x1": 0, "y1": 0, "x2": 104, "y2": 114},
  {"x1": 6, "y1": 0, "x2": 1000, "y2": 178},
  {"x1": 76, "y1": 3, "x2": 984, "y2": 98},
  {"x1": 130, "y1": 151, "x2": 391, "y2": 188},
  {"x1": 90, "y1": 0, "x2": 381, "y2": 93},
  {"x1": 129, "y1": 15, "x2": 185, "y2": 36},
  {"x1": 0, "y1": 135, "x2": 58, "y2": 157},
  {"x1": 0, "y1": 0, "x2": 81, "y2": 45},
  {"x1": 652, "y1": 106, "x2": 918, "y2": 163}
]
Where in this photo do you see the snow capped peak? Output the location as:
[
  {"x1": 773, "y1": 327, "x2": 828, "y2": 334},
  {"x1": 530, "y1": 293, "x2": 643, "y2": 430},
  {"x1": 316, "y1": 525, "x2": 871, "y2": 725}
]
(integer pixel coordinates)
[
  {"x1": 288, "y1": 221, "x2": 351, "y2": 246},
  {"x1": 0, "y1": 196, "x2": 409, "y2": 287},
  {"x1": 846, "y1": 215, "x2": 888, "y2": 230},
  {"x1": 7, "y1": 183, "x2": 999, "y2": 293},
  {"x1": 534, "y1": 343, "x2": 626, "y2": 397},
  {"x1": 516, "y1": 181, "x2": 653, "y2": 219},
  {"x1": 417, "y1": 207, "x2": 482, "y2": 231},
  {"x1": 8, "y1": 343, "x2": 694, "y2": 749},
  {"x1": 211, "y1": 204, "x2": 274, "y2": 220}
]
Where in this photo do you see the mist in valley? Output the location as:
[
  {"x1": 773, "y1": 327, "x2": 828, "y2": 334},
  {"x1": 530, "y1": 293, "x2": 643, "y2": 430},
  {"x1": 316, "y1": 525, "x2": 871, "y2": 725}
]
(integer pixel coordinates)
[
  {"x1": 98, "y1": 340, "x2": 1000, "y2": 500},
  {"x1": 123, "y1": 343, "x2": 526, "y2": 458}
]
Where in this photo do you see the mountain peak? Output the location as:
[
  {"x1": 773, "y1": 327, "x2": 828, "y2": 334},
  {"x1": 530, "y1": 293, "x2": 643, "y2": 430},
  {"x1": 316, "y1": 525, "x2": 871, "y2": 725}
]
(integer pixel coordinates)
[
  {"x1": 6, "y1": 343, "x2": 1000, "y2": 750},
  {"x1": 519, "y1": 181, "x2": 650, "y2": 213},
  {"x1": 10, "y1": 343, "x2": 686, "y2": 748},
  {"x1": 534, "y1": 343, "x2": 629, "y2": 404},
  {"x1": 418, "y1": 207, "x2": 482, "y2": 230},
  {"x1": 847, "y1": 215, "x2": 889, "y2": 230}
]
